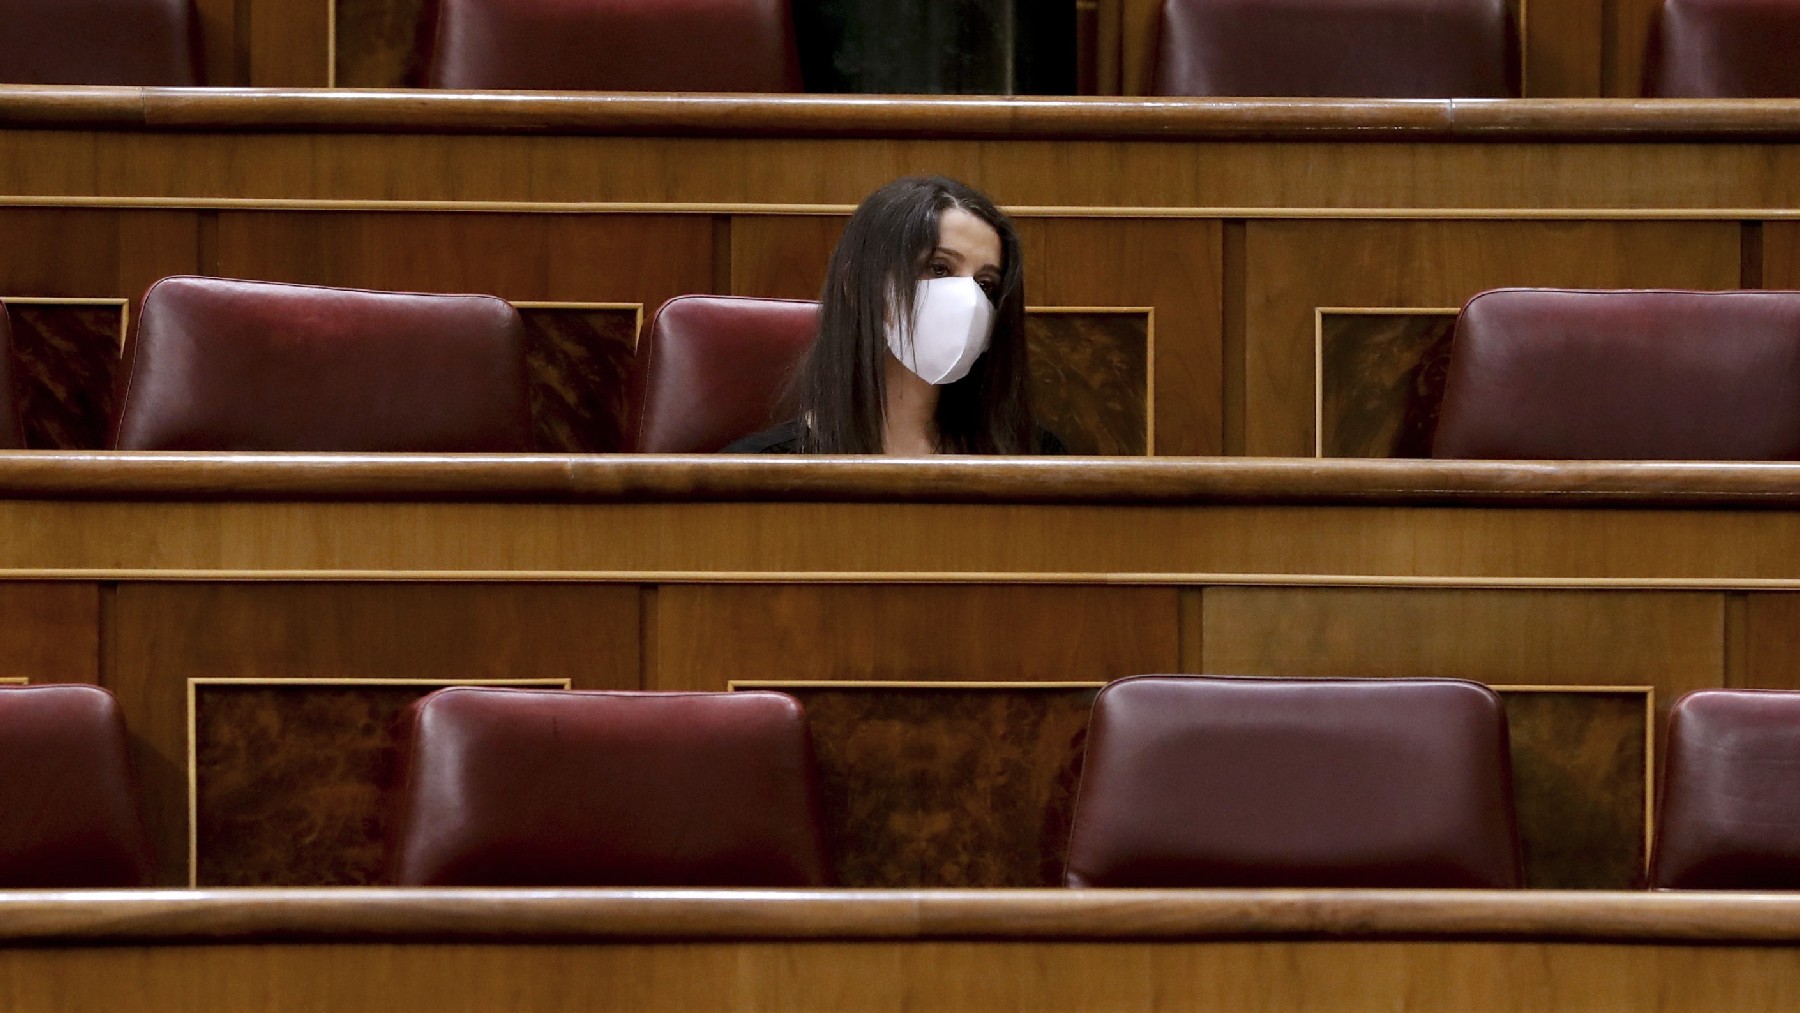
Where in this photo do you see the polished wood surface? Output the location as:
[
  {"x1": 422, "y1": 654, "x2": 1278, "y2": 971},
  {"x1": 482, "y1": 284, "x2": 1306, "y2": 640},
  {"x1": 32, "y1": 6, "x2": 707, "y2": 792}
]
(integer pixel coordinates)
[
  {"x1": 8, "y1": 888, "x2": 1800, "y2": 943},
  {"x1": 10, "y1": 90, "x2": 1800, "y2": 139},
  {"x1": 4, "y1": 454, "x2": 1800, "y2": 505},
  {"x1": 0, "y1": 455, "x2": 1793, "y2": 886},
  {"x1": 8, "y1": 891, "x2": 1800, "y2": 1012}
]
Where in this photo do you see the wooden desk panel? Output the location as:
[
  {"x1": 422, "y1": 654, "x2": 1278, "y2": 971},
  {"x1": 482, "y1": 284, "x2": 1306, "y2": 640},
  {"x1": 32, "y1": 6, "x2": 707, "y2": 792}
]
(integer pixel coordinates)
[
  {"x1": 0, "y1": 454, "x2": 1792, "y2": 885},
  {"x1": 7, "y1": 93, "x2": 1800, "y2": 457},
  {"x1": 7, "y1": 890, "x2": 1800, "y2": 1011}
]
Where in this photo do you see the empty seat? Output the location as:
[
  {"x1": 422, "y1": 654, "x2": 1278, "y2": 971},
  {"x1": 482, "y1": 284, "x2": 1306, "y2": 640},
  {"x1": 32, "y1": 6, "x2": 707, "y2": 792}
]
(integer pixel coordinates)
[
  {"x1": 1648, "y1": 0, "x2": 1800, "y2": 97},
  {"x1": 1153, "y1": 0, "x2": 1517, "y2": 97},
  {"x1": 0, "y1": 0, "x2": 200, "y2": 85},
  {"x1": 112, "y1": 277, "x2": 533, "y2": 452},
  {"x1": 0, "y1": 685, "x2": 154, "y2": 888},
  {"x1": 629, "y1": 295, "x2": 818, "y2": 452},
  {"x1": 1064, "y1": 675, "x2": 1522, "y2": 888},
  {"x1": 426, "y1": 0, "x2": 800, "y2": 91},
  {"x1": 0, "y1": 302, "x2": 20, "y2": 449},
  {"x1": 387, "y1": 687, "x2": 831, "y2": 886},
  {"x1": 1651, "y1": 690, "x2": 1800, "y2": 889},
  {"x1": 1432, "y1": 288, "x2": 1800, "y2": 460}
]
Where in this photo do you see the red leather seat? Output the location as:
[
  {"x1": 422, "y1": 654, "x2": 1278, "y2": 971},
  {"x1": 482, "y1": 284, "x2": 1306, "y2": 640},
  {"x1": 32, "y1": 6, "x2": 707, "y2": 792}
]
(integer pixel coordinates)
[
  {"x1": 1153, "y1": 0, "x2": 1517, "y2": 97},
  {"x1": 1433, "y1": 288, "x2": 1800, "y2": 460},
  {"x1": 0, "y1": 0, "x2": 200, "y2": 85},
  {"x1": 426, "y1": 0, "x2": 800, "y2": 91},
  {"x1": 1651, "y1": 690, "x2": 1800, "y2": 889},
  {"x1": 1648, "y1": 0, "x2": 1800, "y2": 97},
  {"x1": 387, "y1": 688, "x2": 831, "y2": 886},
  {"x1": 0, "y1": 685, "x2": 154, "y2": 888},
  {"x1": 112, "y1": 277, "x2": 533, "y2": 452},
  {"x1": 1064, "y1": 675, "x2": 1523, "y2": 888},
  {"x1": 629, "y1": 295, "x2": 818, "y2": 452},
  {"x1": 0, "y1": 302, "x2": 21, "y2": 449}
]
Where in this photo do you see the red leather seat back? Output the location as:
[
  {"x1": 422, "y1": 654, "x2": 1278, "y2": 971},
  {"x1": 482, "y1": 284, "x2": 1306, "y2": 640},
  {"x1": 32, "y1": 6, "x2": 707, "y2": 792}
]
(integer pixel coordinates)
[
  {"x1": 388, "y1": 688, "x2": 831, "y2": 886},
  {"x1": 1648, "y1": 0, "x2": 1800, "y2": 97},
  {"x1": 1433, "y1": 288, "x2": 1800, "y2": 460},
  {"x1": 113, "y1": 277, "x2": 534, "y2": 452},
  {"x1": 1154, "y1": 0, "x2": 1517, "y2": 97},
  {"x1": 0, "y1": 685, "x2": 154, "y2": 888},
  {"x1": 0, "y1": 0, "x2": 200, "y2": 85},
  {"x1": 426, "y1": 0, "x2": 801, "y2": 91},
  {"x1": 630, "y1": 295, "x2": 818, "y2": 452},
  {"x1": 1065, "y1": 675, "x2": 1523, "y2": 888},
  {"x1": 0, "y1": 303, "x2": 21, "y2": 449},
  {"x1": 1651, "y1": 690, "x2": 1800, "y2": 889}
]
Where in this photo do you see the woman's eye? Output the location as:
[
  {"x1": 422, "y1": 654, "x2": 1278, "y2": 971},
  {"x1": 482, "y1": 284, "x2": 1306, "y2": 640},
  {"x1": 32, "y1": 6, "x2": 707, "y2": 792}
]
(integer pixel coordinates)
[
  {"x1": 978, "y1": 280, "x2": 999, "y2": 299},
  {"x1": 928, "y1": 262, "x2": 950, "y2": 277}
]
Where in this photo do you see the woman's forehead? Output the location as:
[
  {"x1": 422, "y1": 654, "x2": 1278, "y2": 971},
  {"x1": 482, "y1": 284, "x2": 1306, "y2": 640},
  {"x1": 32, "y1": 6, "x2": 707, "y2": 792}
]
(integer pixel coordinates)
[{"x1": 936, "y1": 208, "x2": 1003, "y2": 270}]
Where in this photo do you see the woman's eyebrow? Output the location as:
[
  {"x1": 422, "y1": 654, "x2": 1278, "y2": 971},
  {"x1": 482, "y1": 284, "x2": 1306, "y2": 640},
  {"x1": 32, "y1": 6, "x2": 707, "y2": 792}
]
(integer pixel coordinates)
[{"x1": 932, "y1": 246, "x2": 965, "y2": 263}]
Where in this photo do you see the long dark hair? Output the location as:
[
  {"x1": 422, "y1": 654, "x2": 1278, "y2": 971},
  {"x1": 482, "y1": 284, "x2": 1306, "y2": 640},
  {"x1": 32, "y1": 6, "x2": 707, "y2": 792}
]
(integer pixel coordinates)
[{"x1": 789, "y1": 176, "x2": 1035, "y2": 454}]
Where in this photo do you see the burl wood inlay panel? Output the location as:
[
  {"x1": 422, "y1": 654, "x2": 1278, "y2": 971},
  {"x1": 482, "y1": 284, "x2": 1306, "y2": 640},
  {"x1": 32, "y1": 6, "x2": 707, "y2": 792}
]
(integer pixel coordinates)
[
  {"x1": 1027, "y1": 311, "x2": 1149, "y2": 455},
  {"x1": 769, "y1": 684, "x2": 1096, "y2": 887},
  {"x1": 334, "y1": 0, "x2": 431, "y2": 87},
  {"x1": 517, "y1": 306, "x2": 638, "y2": 453},
  {"x1": 6, "y1": 302, "x2": 123, "y2": 450},
  {"x1": 1318, "y1": 311, "x2": 1456, "y2": 458},
  {"x1": 192, "y1": 681, "x2": 564, "y2": 886},
  {"x1": 1502, "y1": 689, "x2": 1648, "y2": 889}
]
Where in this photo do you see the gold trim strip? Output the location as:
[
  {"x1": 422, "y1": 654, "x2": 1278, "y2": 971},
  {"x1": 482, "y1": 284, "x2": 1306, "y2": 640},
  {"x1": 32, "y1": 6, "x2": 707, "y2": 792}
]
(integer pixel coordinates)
[
  {"x1": 0, "y1": 677, "x2": 28, "y2": 685},
  {"x1": 9, "y1": 569, "x2": 1800, "y2": 589},
  {"x1": 185, "y1": 675, "x2": 573, "y2": 888},
  {"x1": 8, "y1": 196, "x2": 1800, "y2": 221}
]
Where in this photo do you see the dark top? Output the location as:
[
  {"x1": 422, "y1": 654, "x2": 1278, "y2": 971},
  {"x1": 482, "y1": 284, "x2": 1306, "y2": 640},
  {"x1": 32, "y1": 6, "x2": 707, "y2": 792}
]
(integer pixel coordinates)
[{"x1": 723, "y1": 420, "x2": 1069, "y2": 455}]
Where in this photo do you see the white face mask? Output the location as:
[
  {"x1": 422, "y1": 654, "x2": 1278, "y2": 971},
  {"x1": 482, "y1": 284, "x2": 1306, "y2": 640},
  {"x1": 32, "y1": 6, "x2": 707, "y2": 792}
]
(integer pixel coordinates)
[{"x1": 885, "y1": 276, "x2": 995, "y2": 386}]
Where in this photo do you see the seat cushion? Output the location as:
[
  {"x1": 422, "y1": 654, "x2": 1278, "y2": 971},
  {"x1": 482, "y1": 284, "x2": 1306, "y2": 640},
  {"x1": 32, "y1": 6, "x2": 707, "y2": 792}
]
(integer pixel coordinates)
[
  {"x1": 1651, "y1": 690, "x2": 1800, "y2": 889},
  {"x1": 1649, "y1": 0, "x2": 1800, "y2": 97},
  {"x1": 1065, "y1": 675, "x2": 1523, "y2": 888},
  {"x1": 427, "y1": 0, "x2": 800, "y2": 91},
  {"x1": 113, "y1": 277, "x2": 534, "y2": 452},
  {"x1": 0, "y1": 685, "x2": 154, "y2": 888},
  {"x1": 630, "y1": 295, "x2": 818, "y2": 453},
  {"x1": 0, "y1": 0, "x2": 200, "y2": 85},
  {"x1": 1154, "y1": 0, "x2": 1517, "y2": 97},
  {"x1": 388, "y1": 688, "x2": 831, "y2": 886},
  {"x1": 1433, "y1": 288, "x2": 1800, "y2": 460}
]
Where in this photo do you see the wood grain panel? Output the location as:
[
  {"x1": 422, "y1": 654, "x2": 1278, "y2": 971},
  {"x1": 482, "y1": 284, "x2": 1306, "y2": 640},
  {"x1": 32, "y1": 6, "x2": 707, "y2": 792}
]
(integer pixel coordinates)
[
  {"x1": 1759, "y1": 222, "x2": 1800, "y2": 291},
  {"x1": 14, "y1": 936, "x2": 1800, "y2": 1012},
  {"x1": 0, "y1": 208, "x2": 201, "y2": 301},
  {"x1": 516, "y1": 305, "x2": 639, "y2": 454},
  {"x1": 1244, "y1": 220, "x2": 1740, "y2": 456},
  {"x1": 1524, "y1": 0, "x2": 1606, "y2": 96},
  {"x1": 1742, "y1": 593, "x2": 1800, "y2": 689},
  {"x1": 247, "y1": 0, "x2": 330, "y2": 86},
  {"x1": 215, "y1": 212, "x2": 712, "y2": 307},
  {"x1": 1202, "y1": 586, "x2": 1720, "y2": 691},
  {"x1": 0, "y1": 582, "x2": 99, "y2": 684},
  {"x1": 655, "y1": 585, "x2": 1178, "y2": 691},
  {"x1": 767, "y1": 684, "x2": 1095, "y2": 887},
  {"x1": 1609, "y1": 0, "x2": 1664, "y2": 96},
  {"x1": 1018, "y1": 218, "x2": 1222, "y2": 455},
  {"x1": 728, "y1": 215, "x2": 842, "y2": 298},
  {"x1": 108, "y1": 583, "x2": 641, "y2": 884}
]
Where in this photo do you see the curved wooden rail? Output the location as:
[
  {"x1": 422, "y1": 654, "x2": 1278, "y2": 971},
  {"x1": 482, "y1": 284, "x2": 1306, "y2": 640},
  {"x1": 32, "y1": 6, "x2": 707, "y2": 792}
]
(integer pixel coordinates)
[
  {"x1": 3, "y1": 889, "x2": 1800, "y2": 944},
  {"x1": 1, "y1": 453, "x2": 1798, "y2": 507},
  {"x1": 5, "y1": 88, "x2": 1800, "y2": 141}
]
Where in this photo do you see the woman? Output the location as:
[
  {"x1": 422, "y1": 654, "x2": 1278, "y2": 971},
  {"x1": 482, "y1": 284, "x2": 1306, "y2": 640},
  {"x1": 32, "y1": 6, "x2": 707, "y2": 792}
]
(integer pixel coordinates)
[{"x1": 725, "y1": 176, "x2": 1063, "y2": 454}]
